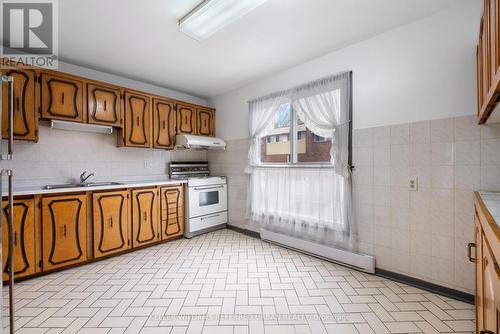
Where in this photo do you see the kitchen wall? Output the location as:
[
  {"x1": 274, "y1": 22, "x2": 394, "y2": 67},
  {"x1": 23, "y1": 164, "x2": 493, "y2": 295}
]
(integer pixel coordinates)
[
  {"x1": 208, "y1": 0, "x2": 492, "y2": 294},
  {"x1": 1, "y1": 61, "x2": 209, "y2": 187},
  {"x1": 211, "y1": 0, "x2": 481, "y2": 139}
]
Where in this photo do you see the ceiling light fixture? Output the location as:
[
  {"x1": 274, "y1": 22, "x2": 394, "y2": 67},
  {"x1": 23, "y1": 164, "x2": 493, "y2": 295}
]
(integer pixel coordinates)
[
  {"x1": 179, "y1": 0, "x2": 268, "y2": 41},
  {"x1": 50, "y1": 120, "x2": 113, "y2": 135}
]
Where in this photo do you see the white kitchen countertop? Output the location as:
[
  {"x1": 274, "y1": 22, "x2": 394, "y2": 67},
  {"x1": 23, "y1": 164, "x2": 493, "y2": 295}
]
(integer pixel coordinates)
[
  {"x1": 2, "y1": 177, "x2": 187, "y2": 197},
  {"x1": 479, "y1": 191, "x2": 500, "y2": 227}
]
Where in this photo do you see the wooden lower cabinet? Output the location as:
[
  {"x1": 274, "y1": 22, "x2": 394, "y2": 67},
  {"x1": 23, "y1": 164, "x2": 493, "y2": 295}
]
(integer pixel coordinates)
[
  {"x1": 132, "y1": 188, "x2": 159, "y2": 247},
  {"x1": 2, "y1": 198, "x2": 36, "y2": 280},
  {"x1": 474, "y1": 192, "x2": 500, "y2": 334},
  {"x1": 92, "y1": 191, "x2": 130, "y2": 258},
  {"x1": 42, "y1": 194, "x2": 87, "y2": 271},
  {"x1": 160, "y1": 185, "x2": 184, "y2": 240}
]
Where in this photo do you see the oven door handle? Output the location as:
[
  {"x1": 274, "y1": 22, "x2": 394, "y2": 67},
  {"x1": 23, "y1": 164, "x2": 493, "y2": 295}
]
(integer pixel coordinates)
[
  {"x1": 200, "y1": 213, "x2": 221, "y2": 220},
  {"x1": 193, "y1": 185, "x2": 225, "y2": 191}
]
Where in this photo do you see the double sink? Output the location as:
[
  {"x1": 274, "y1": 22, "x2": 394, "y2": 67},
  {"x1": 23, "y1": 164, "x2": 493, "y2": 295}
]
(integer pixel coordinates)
[{"x1": 43, "y1": 182, "x2": 123, "y2": 190}]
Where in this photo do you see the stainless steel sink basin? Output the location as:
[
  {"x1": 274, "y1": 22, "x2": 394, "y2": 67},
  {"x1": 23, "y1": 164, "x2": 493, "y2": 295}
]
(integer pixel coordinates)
[{"x1": 43, "y1": 182, "x2": 123, "y2": 190}]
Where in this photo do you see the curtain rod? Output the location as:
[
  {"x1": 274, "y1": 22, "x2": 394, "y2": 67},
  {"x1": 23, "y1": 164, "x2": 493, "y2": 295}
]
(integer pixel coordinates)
[{"x1": 247, "y1": 70, "x2": 352, "y2": 104}]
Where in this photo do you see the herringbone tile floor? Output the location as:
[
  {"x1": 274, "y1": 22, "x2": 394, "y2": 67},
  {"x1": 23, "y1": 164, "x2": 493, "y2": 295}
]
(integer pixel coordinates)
[{"x1": 3, "y1": 229, "x2": 474, "y2": 334}]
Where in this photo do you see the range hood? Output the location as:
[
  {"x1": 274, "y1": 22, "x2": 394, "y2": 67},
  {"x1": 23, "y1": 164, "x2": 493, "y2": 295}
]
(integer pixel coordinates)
[{"x1": 176, "y1": 134, "x2": 226, "y2": 150}]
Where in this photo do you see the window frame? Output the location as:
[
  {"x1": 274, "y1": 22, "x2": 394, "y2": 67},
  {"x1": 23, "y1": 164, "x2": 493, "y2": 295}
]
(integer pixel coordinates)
[{"x1": 259, "y1": 103, "x2": 352, "y2": 168}]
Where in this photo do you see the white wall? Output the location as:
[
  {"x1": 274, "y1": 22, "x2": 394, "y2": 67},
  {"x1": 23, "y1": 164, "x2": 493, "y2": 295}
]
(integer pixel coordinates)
[
  {"x1": 211, "y1": 0, "x2": 481, "y2": 140},
  {"x1": 58, "y1": 61, "x2": 209, "y2": 106}
]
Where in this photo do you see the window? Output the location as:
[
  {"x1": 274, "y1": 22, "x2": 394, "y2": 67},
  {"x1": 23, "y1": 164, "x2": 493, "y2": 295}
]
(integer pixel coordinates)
[
  {"x1": 261, "y1": 103, "x2": 336, "y2": 164},
  {"x1": 313, "y1": 134, "x2": 327, "y2": 142}
]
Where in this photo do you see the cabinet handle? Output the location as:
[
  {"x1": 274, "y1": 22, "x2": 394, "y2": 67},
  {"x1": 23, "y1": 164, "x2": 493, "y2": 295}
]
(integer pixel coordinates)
[
  {"x1": 467, "y1": 242, "x2": 476, "y2": 262},
  {"x1": 110, "y1": 217, "x2": 113, "y2": 228},
  {"x1": 136, "y1": 116, "x2": 140, "y2": 126},
  {"x1": 162, "y1": 120, "x2": 166, "y2": 129},
  {"x1": 16, "y1": 97, "x2": 19, "y2": 111},
  {"x1": 61, "y1": 92, "x2": 64, "y2": 104},
  {"x1": 63, "y1": 224, "x2": 67, "y2": 237},
  {"x1": 104, "y1": 100, "x2": 107, "y2": 111},
  {"x1": 143, "y1": 212, "x2": 147, "y2": 221}
]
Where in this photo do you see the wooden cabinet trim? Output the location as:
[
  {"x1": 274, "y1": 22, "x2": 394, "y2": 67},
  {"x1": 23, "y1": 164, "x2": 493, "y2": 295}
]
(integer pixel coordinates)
[
  {"x1": 95, "y1": 193, "x2": 127, "y2": 254},
  {"x1": 46, "y1": 197, "x2": 84, "y2": 266},
  {"x1": 474, "y1": 192, "x2": 500, "y2": 261},
  {"x1": 87, "y1": 83, "x2": 121, "y2": 127}
]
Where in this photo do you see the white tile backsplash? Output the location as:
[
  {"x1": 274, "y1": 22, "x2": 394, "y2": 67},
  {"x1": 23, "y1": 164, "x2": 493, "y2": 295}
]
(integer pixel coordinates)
[{"x1": 2, "y1": 122, "x2": 206, "y2": 186}]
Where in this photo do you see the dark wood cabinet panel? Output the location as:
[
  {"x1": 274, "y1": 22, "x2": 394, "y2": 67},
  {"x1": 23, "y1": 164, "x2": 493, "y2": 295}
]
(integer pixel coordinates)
[
  {"x1": 196, "y1": 107, "x2": 215, "y2": 137},
  {"x1": 176, "y1": 103, "x2": 196, "y2": 135},
  {"x1": 2, "y1": 199, "x2": 35, "y2": 280},
  {"x1": 1, "y1": 69, "x2": 38, "y2": 141},
  {"x1": 41, "y1": 73, "x2": 84, "y2": 122},
  {"x1": 160, "y1": 185, "x2": 184, "y2": 240},
  {"x1": 132, "y1": 188, "x2": 159, "y2": 247},
  {"x1": 87, "y1": 83, "x2": 122, "y2": 127},
  {"x1": 153, "y1": 98, "x2": 176, "y2": 149},
  {"x1": 123, "y1": 91, "x2": 151, "y2": 148},
  {"x1": 41, "y1": 194, "x2": 87, "y2": 271},
  {"x1": 93, "y1": 191, "x2": 130, "y2": 258}
]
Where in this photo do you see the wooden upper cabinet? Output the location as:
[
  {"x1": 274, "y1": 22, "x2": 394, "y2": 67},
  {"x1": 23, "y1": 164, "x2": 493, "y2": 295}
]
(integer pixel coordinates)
[
  {"x1": 176, "y1": 103, "x2": 196, "y2": 135},
  {"x1": 132, "y1": 188, "x2": 159, "y2": 247},
  {"x1": 87, "y1": 83, "x2": 122, "y2": 127},
  {"x1": 93, "y1": 191, "x2": 130, "y2": 258},
  {"x1": 42, "y1": 194, "x2": 87, "y2": 271},
  {"x1": 123, "y1": 91, "x2": 152, "y2": 148},
  {"x1": 153, "y1": 98, "x2": 176, "y2": 149},
  {"x1": 2, "y1": 199, "x2": 35, "y2": 280},
  {"x1": 41, "y1": 72, "x2": 84, "y2": 123},
  {"x1": 1, "y1": 69, "x2": 38, "y2": 141},
  {"x1": 160, "y1": 185, "x2": 184, "y2": 240},
  {"x1": 196, "y1": 107, "x2": 215, "y2": 137}
]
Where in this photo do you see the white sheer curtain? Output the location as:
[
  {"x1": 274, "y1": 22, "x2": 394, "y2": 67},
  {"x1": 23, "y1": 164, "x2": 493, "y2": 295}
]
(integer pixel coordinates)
[{"x1": 247, "y1": 72, "x2": 355, "y2": 249}]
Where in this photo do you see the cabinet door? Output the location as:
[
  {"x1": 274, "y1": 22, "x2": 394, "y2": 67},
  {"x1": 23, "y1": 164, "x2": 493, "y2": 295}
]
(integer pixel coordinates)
[
  {"x1": 160, "y1": 185, "x2": 184, "y2": 240},
  {"x1": 93, "y1": 191, "x2": 130, "y2": 258},
  {"x1": 42, "y1": 194, "x2": 87, "y2": 271},
  {"x1": 2, "y1": 199, "x2": 35, "y2": 280},
  {"x1": 132, "y1": 188, "x2": 159, "y2": 247},
  {"x1": 176, "y1": 103, "x2": 196, "y2": 135},
  {"x1": 88, "y1": 83, "x2": 122, "y2": 127},
  {"x1": 196, "y1": 107, "x2": 215, "y2": 137},
  {"x1": 481, "y1": 237, "x2": 500, "y2": 334},
  {"x1": 476, "y1": 215, "x2": 485, "y2": 333},
  {"x1": 124, "y1": 91, "x2": 151, "y2": 148},
  {"x1": 41, "y1": 73, "x2": 84, "y2": 122},
  {"x1": 153, "y1": 98, "x2": 176, "y2": 149},
  {"x1": 1, "y1": 69, "x2": 38, "y2": 141}
]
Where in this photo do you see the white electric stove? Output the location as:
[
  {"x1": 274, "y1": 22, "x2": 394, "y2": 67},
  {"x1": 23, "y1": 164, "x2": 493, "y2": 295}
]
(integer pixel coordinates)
[{"x1": 169, "y1": 162, "x2": 228, "y2": 238}]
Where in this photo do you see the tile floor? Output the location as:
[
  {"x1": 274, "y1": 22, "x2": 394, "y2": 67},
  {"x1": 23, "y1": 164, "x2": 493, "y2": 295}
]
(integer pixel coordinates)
[{"x1": 3, "y1": 229, "x2": 475, "y2": 334}]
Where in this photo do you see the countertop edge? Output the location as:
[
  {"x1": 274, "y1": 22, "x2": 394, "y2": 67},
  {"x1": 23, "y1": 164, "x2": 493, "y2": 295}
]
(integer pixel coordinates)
[
  {"x1": 2, "y1": 179, "x2": 188, "y2": 197},
  {"x1": 474, "y1": 191, "x2": 500, "y2": 263}
]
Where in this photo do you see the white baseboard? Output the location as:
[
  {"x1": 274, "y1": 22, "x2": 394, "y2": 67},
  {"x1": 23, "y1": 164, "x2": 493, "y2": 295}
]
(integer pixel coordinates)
[{"x1": 260, "y1": 228, "x2": 375, "y2": 274}]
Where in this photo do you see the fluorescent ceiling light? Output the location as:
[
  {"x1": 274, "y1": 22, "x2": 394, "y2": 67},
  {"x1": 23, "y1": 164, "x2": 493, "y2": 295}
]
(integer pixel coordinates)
[
  {"x1": 179, "y1": 0, "x2": 268, "y2": 41},
  {"x1": 50, "y1": 120, "x2": 113, "y2": 135}
]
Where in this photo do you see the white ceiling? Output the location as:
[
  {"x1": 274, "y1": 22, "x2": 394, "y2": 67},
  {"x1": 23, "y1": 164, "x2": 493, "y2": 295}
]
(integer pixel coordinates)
[{"x1": 59, "y1": 0, "x2": 459, "y2": 99}]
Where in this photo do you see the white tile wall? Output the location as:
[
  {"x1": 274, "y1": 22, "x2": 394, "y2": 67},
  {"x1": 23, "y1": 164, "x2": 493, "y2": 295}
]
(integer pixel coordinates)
[
  {"x1": 1, "y1": 122, "x2": 206, "y2": 186},
  {"x1": 208, "y1": 115, "x2": 500, "y2": 295},
  {"x1": 352, "y1": 115, "x2": 500, "y2": 294}
]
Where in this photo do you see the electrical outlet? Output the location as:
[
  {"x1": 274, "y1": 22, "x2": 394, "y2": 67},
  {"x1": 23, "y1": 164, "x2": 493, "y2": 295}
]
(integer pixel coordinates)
[
  {"x1": 144, "y1": 158, "x2": 152, "y2": 169},
  {"x1": 408, "y1": 177, "x2": 418, "y2": 191}
]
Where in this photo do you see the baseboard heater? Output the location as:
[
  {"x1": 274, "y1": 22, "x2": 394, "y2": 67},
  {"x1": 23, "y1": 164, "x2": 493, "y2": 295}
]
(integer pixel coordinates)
[{"x1": 260, "y1": 229, "x2": 375, "y2": 274}]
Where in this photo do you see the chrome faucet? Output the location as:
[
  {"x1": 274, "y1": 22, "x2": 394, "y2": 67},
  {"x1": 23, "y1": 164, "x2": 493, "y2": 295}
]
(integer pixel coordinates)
[{"x1": 80, "y1": 171, "x2": 95, "y2": 183}]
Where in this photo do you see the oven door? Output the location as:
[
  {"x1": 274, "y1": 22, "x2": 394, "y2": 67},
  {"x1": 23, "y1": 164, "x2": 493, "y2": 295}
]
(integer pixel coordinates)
[{"x1": 188, "y1": 183, "x2": 227, "y2": 218}]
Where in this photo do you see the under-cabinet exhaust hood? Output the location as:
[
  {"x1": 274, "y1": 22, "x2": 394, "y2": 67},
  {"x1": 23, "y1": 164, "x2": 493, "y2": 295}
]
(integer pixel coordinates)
[{"x1": 175, "y1": 134, "x2": 226, "y2": 150}]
